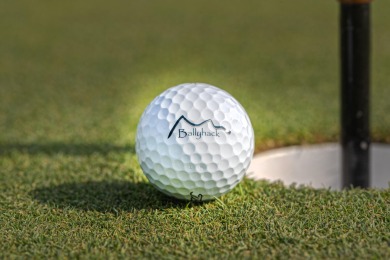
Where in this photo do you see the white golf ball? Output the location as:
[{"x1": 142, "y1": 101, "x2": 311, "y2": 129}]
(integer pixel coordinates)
[{"x1": 136, "y1": 83, "x2": 254, "y2": 201}]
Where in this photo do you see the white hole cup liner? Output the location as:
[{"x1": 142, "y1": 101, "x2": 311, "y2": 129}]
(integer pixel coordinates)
[{"x1": 246, "y1": 143, "x2": 390, "y2": 190}]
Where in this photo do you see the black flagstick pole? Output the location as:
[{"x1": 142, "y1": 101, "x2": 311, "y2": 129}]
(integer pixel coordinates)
[{"x1": 340, "y1": 0, "x2": 372, "y2": 188}]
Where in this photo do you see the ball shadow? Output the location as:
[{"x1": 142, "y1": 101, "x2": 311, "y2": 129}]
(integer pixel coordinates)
[{"x1": 30, "y1": 180, "x2": 199, "y2": 212}]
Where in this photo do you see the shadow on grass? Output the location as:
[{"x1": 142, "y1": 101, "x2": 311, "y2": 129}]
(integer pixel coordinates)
[
  {"x1": 0, "y1": 142, "x2": 134, "y2": 156},
  {"x1": 30, "y1": 180, "x2": 199, "y2": 212}
]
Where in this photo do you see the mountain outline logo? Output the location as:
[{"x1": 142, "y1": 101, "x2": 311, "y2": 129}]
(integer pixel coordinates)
[{"x1": 167, "y1": 115, "x2": 231, "y2": 139}]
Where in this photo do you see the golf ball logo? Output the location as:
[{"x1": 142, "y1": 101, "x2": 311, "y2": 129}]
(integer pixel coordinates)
[{"x1": 167, "y1": 115, "x2": 231, "y2": 140}]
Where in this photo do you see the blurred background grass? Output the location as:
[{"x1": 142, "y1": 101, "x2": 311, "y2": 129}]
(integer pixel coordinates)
[{"x1": 1, "y1": 0, "x2": 389, "y2": 150}]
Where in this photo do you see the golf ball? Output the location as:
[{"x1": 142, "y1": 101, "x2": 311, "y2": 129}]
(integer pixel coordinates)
[{"x1": 136, "y1": 83, "x2": 254, "y2": 201}]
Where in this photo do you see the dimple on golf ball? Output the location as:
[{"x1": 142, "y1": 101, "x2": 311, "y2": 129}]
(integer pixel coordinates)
[{"x1": 136, "y1": 83, "x2": 254, "y2": 201}]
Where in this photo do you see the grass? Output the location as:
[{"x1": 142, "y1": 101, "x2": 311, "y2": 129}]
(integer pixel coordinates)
[{"x1": 1, "y1": 0, "x2": 390, "y2": 258}]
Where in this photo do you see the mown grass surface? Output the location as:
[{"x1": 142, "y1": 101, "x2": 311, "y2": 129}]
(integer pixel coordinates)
[{"x1": 1, "y1": 0, "x2": 390, "y2": 258}]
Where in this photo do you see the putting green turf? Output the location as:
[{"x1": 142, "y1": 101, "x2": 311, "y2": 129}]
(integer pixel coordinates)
[{"x1": 1, "y1": 0, "x2": 389, "y2": 258}]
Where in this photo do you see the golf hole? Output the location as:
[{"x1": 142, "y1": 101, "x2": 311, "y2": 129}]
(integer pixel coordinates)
[{"x1": 247, "y1": 143, "x2": 390, "y2": 190}]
